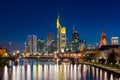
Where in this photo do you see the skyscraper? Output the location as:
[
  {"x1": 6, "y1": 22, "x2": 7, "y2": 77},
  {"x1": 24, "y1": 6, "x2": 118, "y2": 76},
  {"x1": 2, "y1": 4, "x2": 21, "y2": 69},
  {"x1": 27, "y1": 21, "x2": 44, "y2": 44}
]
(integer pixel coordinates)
[
  {"x1": 56, "y1": 14, "x2": 66, "y2": 53},
  {"x1": 111, "y1": 37, "x2": 119, "y2": 45},
  {"x1": 47, "y1": 33, "x2": 54, "y2": 46},
  {"x1": 99, "y1": 30, "x2": 107, "y2": 47},
  {"x1": 72, "y1": 29, "x2": 79, "y2": 40},
  {"x1": 26, "y1": 35, "x2": 37, "y2": 54},
  {"x1": 70, "y1": 28, "x2": 86, "y2": 52},
  {"x1": 46, "y1": 33, "x2": 54, "y2": 53},
  {"x1": 37, "y1": 39, "x2": 45, "y2": 53},
  {"x1": 71, "y1": 29, "x2": 80, "y2": 52}
]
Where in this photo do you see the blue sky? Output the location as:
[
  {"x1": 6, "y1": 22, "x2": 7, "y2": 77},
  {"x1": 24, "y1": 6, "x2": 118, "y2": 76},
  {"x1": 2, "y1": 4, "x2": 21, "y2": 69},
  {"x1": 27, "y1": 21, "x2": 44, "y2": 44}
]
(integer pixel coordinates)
[{"x1": 0, "y1": 0, "x2": 120, "y2": 51}]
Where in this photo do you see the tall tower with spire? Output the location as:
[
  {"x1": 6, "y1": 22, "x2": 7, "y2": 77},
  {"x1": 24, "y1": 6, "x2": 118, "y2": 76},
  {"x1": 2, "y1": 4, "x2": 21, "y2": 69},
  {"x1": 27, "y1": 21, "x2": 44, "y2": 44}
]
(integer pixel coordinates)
[
  {"x1": 99, "y1": 29, "x2": 107, "y2": 47},
  {"x1": 56, "y1": 14, "x2": 61, "y2": 53},
  {"x1": 56, "y1": 14, "x2": 66, "y2": 53}
]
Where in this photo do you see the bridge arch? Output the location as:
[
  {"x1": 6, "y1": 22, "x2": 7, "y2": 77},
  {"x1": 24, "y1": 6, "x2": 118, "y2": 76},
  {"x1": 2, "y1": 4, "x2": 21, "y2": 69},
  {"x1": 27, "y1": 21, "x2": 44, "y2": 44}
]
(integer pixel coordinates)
[{"x1": 60, "y1": 57, "x2": 76, "y2": 64}]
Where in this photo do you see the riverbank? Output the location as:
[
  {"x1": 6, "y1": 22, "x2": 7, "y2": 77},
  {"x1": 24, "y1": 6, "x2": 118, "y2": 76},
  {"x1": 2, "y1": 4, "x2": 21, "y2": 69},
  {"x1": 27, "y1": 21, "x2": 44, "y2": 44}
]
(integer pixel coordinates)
[{"x1": 82, "y1": 62, "x2": 120, "y2": 75}]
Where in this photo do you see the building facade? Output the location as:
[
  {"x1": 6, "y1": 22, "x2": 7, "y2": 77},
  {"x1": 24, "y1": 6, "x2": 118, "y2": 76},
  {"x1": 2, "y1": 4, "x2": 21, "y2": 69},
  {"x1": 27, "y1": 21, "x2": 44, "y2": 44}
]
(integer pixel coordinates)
[
  {"x1": 71, "y1": 29, "x2": 80, "y2": 52},
  {"x1": 70, "y1": 28, "x2": 86, "y2": 52},
  {"x1": 56, "y1": 15, "x2": 66, "y2": 53},
  {"x1": 46, "y1": 33, "x2": 54, "y2": 53},
  {"x1": 111, "y1": 37, "x2": 119, "y2": 45},
  {"x1": 37, "y1": 39, "x2": 45, "y2": 53},
  {"x1": 26, "y1": 35, "x2": 37, "y2": 54}
]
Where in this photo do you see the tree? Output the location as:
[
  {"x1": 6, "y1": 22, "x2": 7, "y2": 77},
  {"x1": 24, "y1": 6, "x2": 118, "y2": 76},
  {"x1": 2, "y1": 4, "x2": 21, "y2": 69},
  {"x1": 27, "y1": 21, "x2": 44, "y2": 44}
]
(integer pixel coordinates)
[{"x1": 107, "y1": 50, "x2": 116, "y2": 64}]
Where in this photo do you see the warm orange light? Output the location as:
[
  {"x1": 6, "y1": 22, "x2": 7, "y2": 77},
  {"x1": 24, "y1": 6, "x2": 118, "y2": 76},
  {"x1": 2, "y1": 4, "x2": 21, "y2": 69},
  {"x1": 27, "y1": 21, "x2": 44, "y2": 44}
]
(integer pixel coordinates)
[
  {"x1": 78, "y1": 54, "x2": 81, "y2": 57},
  {"x1": 0, "y1": 49, "x2": 7, "y2": 56},
  {"x1": 64, "y1": 53, "x2": 66, "y2": 56}
]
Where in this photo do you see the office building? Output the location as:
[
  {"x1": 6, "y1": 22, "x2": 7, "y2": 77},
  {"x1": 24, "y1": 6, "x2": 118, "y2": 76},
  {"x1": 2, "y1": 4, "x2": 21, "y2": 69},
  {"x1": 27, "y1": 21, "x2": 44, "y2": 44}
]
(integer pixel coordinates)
[
  {"x1": 46, "y1": 33, "x2": 54, "y2": 53},
  {"x1": 26, "y1": 35, "x2": 37, "y2": 54},
  {"x1": 111, "y1": 37, "x2": 119, "y2": 45},
  {"x1": 56, "y1": 15, "x2": 66, "y2": 53},
  {"x1": 37, "y1": 39, "x2": 45, "y2": 53}
]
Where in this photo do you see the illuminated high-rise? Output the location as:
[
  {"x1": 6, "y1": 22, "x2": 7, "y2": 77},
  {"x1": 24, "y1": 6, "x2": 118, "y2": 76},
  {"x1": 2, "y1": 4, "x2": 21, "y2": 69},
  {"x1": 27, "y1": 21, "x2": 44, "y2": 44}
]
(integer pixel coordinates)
[
  {"x1": 111, "y1": 37, "x2": 119, "y2": 45},
  {"x1": 26, "y1": 35, "x2": 37, "y2": 54},
  {"x1": 56, "y1": 14, "x2": 66, "y2": 53},
  {"x1": 60, "y1": 27, "x2": 66, "y2": 53},
  {"x1": 46, "y1": 33, "x2": 54, "y2": 53},
  {"x1": 37, "y1": 39, "x2": 45, "y2": 53},
  {"x1": 70, "y1": 28, "x2": 86, "y2": 52},
  {"x1": 47, "y1": 33, "x2": 54, "y2": 46}
]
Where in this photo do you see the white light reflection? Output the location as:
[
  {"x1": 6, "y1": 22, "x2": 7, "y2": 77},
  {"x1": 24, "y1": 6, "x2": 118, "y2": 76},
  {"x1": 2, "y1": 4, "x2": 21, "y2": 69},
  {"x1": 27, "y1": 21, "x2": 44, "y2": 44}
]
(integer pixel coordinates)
[
  {"x1": 16, "y1": 65, "x2": 20, "y2": 80},
  {"x1": 12, "y1": 66, "x2": 16, "y2": 80},
  {"x1": 110, "y1": 74, "x2": 113, "y2": 80},
  {"x1": 21, "y1": 65, "x2": 25, "y2": 80},
  {"x1": 70, "y1": 64, "x2": 73, "y2": 80},
  {"x1": 44, "y1": 65, "x2": 48, "y2": 80},
  {"x1": 49, "y1": 64, "x2": 52, "y2": 80},
  {"x1": 100, "y1": 69, "x2": 102, "y2": 80},
  {"x1": 78, "y1": 64, "x2": 81, "y2": 79},
  {"x1": 96, "y1": 68, "x2": 98, "y2": 80},
  {"x1": 104, "y1": 71, "x2": 107, "y2": 80},
  {"x1": 27, "y1": 65, "x2": 31, "y2": 80},
  {"x1": 74, "y1": 64, "x2": 77, "y2": 80},
  {"x1": 83, "y1": 65, "x2": 87, "y2": 80},
  {"x1": 3, "y1": 66, "x2": 8, "y2": 80}
]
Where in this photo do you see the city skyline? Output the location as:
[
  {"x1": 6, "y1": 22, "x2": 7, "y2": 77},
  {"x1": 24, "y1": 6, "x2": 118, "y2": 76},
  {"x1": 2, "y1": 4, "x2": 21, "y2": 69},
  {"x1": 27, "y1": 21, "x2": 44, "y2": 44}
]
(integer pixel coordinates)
[{"x1": 0, "y1": 0, "x2": 120, "y2": 51}]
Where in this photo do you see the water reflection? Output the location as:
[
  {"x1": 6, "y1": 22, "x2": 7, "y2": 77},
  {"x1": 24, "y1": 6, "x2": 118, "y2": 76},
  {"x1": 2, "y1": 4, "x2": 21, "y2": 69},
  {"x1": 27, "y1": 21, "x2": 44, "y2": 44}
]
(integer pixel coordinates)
[{"x1": 2, "y1": 60, "x2": 120, "y2": 80}]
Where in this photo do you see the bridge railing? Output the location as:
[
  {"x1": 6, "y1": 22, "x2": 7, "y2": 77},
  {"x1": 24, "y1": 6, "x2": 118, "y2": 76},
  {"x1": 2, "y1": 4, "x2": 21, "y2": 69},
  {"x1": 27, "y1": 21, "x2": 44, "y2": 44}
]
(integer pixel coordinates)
[{"x1": 57, "y1": 53, "x2": 82, "y2": 58}]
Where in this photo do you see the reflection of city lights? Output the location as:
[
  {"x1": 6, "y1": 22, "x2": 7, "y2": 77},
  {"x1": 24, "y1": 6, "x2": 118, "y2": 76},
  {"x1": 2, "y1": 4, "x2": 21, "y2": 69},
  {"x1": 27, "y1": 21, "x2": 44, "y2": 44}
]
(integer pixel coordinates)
[
  {"x1": 3, "y1": 66, "x2": 8, "y2": 80},
  {"x1": 12, "y1": 66, "x2": 16, "y2": 80},
  {"x1": 110, "y1": 74, "x2": 113, "y2": 80},
  {"x1": 100, "y1": 69, "x2": 102, "y2": 80},
  {"x1": 96, "y1": 68, "x2": 98, "y2": 79},
  {"x1": 104, "y1": 71, "x2": 107, "y2": 80},
  {"x1": 27, "y1": 65, "x2": 31, "y2": 80},
  {"x1": 21, "y1": 66, "x2": 25, "y2": 80},
  {"x1": 74, "y1": 65, "x2": 77, "y2": 80}
]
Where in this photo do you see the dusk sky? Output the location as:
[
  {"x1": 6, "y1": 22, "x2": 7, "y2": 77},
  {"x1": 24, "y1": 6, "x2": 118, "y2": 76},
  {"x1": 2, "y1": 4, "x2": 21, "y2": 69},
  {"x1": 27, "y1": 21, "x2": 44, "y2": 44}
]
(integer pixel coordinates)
[{"x1": 0, "y1": 0, "x2": 120, "y2": 51}]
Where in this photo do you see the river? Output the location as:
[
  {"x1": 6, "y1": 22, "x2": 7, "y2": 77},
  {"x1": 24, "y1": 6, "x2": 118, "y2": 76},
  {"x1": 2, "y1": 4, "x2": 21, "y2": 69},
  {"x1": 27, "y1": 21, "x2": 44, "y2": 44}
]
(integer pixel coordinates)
[{"x1": 0, "y1": 59, "x2": 120, "y2": 80}]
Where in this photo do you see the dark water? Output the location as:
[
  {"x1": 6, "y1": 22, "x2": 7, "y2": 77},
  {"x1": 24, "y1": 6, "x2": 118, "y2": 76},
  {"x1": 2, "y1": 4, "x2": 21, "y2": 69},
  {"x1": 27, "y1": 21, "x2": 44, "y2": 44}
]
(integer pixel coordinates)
[{"x1": 1, "y1": 59, "x2": 120, "y2": 80}]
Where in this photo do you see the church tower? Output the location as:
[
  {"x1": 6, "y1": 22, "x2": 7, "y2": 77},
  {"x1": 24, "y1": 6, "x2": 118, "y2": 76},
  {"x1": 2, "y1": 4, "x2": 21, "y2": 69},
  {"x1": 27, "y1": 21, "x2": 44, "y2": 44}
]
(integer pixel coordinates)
[{"x1": 99, "y1": 30, "x2": 107, "y2": 47}]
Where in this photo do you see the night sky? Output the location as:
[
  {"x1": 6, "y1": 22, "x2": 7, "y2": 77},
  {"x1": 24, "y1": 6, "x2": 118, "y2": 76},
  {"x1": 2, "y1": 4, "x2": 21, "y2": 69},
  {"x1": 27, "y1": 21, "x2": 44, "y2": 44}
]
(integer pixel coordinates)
[{"x1": 0, "y1": 0, "x2": 120, "y2": 51}]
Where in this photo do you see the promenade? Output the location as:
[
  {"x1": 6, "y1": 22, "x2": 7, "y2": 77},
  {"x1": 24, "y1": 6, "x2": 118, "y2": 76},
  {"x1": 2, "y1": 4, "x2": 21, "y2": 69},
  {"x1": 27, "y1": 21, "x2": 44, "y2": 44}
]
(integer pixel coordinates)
[{"x1": 83, "y1": 62, "x2": 120, "y2": 75}]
